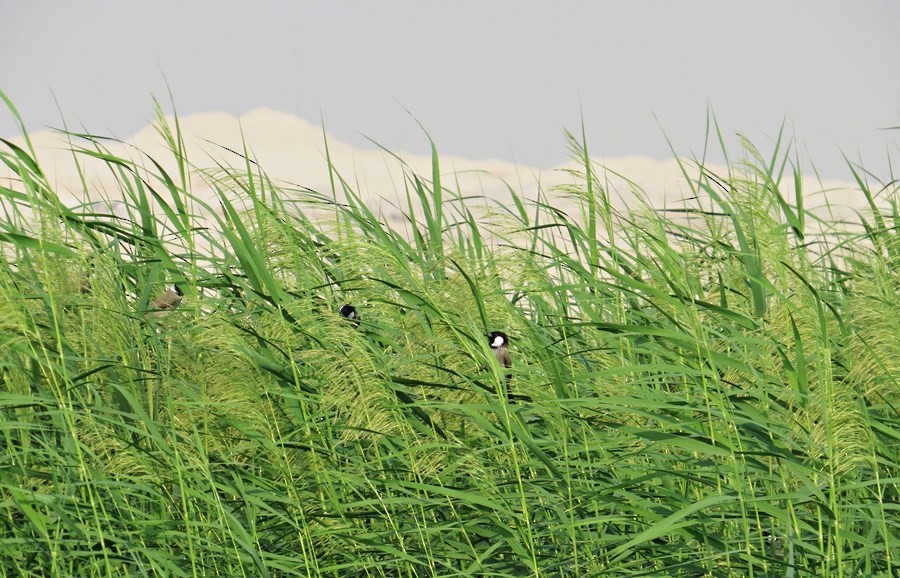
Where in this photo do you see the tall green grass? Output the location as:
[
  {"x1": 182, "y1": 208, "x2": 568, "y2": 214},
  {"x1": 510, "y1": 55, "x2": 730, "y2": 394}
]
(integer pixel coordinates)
[{"x1": 1, "y1": 96, "x2": 898, "y2": 577}]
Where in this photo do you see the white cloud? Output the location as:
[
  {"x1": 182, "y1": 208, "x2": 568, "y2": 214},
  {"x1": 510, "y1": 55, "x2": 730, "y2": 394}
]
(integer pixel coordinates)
[{"x1": 0, "y1": 108, "x2": 869, "y2": 231}]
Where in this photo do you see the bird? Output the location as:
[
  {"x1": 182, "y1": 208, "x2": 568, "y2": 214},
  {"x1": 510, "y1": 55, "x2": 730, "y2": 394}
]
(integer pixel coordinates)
[
  {"x1": 339, "y1": 304, "x2": 360, "y2": 325},
  {"x1": 149, "y1": 283, "x2": 183, "y2": 318},
  {"x1": 488, "y1": 331, "x2": 515, "y2": 402}
]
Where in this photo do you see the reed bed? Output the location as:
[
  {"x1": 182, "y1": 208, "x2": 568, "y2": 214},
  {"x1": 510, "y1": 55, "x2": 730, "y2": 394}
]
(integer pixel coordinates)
[{"x1": 1, "y1": 97, "x2": 898, "y2": 577}]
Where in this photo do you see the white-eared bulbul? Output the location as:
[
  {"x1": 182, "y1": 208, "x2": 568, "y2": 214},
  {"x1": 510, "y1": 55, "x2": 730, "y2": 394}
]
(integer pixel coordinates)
[
  {"x1": 339, "y1": 304, "x2": 360, "y2": 325},
  {"x1": 488, "y1": 331, "x2": 514, "y2": 402},
  {"x1": 149, "y1": 283, "x2": 183, "y2": 318}
]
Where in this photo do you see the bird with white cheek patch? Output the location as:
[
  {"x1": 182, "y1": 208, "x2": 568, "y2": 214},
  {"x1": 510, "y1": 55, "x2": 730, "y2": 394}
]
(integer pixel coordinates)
[
  {"x1": 339, "y1": 304, "x2": 360, "y2": 323},
  {"x1": 488, "y1": 331, "x2": 515, "y2": 402},
  {"x1": 149, "y1": 283, "x2": 184, "y2": 318}
]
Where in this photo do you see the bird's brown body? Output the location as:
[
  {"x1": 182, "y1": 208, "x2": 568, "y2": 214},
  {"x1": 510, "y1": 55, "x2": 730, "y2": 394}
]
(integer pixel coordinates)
[
  {"x1": 149, "y1": 284, "x2": 183, "y2": 318},
  {"x1": 489, "y1": 331, "x2": 514, "y2": 402}
]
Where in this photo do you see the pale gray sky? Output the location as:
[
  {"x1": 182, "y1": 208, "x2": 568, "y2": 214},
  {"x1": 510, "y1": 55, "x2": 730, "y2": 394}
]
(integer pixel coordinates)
[{"x1": 1, "y1": 1, "x2": 898, "y2": 180}]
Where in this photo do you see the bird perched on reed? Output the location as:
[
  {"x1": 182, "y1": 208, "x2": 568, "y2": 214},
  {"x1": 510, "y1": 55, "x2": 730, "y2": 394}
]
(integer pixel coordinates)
[
  {"x1": 149, "y1": 284, "x2": 183, "y2": 318},
  {"x1": 488, "y1": 331, "x2": 515, "y2": 402}
]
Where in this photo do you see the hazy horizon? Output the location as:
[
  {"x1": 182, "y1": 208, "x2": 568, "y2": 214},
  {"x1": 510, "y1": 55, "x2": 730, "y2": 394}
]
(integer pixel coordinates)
[
  {"x1": 2, "y1": 1, "x2": 898, "y2": 181},
  {"x1": 1, "y1": 107, "x2": 869, "y2": 227}
]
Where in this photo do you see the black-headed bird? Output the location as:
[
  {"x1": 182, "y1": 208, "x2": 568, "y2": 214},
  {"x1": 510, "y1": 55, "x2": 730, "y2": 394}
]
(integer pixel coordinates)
[
  {"x1": 488, "y1": 331, "x2": 514, "y2": 402},
  {"x1": 339, "y1": 304, "x2": 360, "y2": 325}
]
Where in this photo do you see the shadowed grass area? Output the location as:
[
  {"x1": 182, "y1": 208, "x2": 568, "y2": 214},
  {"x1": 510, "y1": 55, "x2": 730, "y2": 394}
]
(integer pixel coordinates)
[{"x1": 1, "y1": 96, "x2": 898, "y2": 577}]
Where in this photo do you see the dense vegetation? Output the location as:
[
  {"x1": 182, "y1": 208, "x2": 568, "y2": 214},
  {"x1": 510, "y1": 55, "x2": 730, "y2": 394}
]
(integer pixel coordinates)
[{"x1": 1, "y1": 98, "x2": 898, "y2": 577}]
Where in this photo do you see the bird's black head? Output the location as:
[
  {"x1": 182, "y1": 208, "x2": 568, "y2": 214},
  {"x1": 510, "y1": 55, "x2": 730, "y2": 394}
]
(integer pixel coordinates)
[
  {"x1": 172, "y1": 283, "x2": 183, "y2": 296},
  {"x1": 339, "y1": 304, "x2": 359, "y2": 320},
  {"x1": 488, "y1": 331, "x2": 508, "y2": 349}
]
